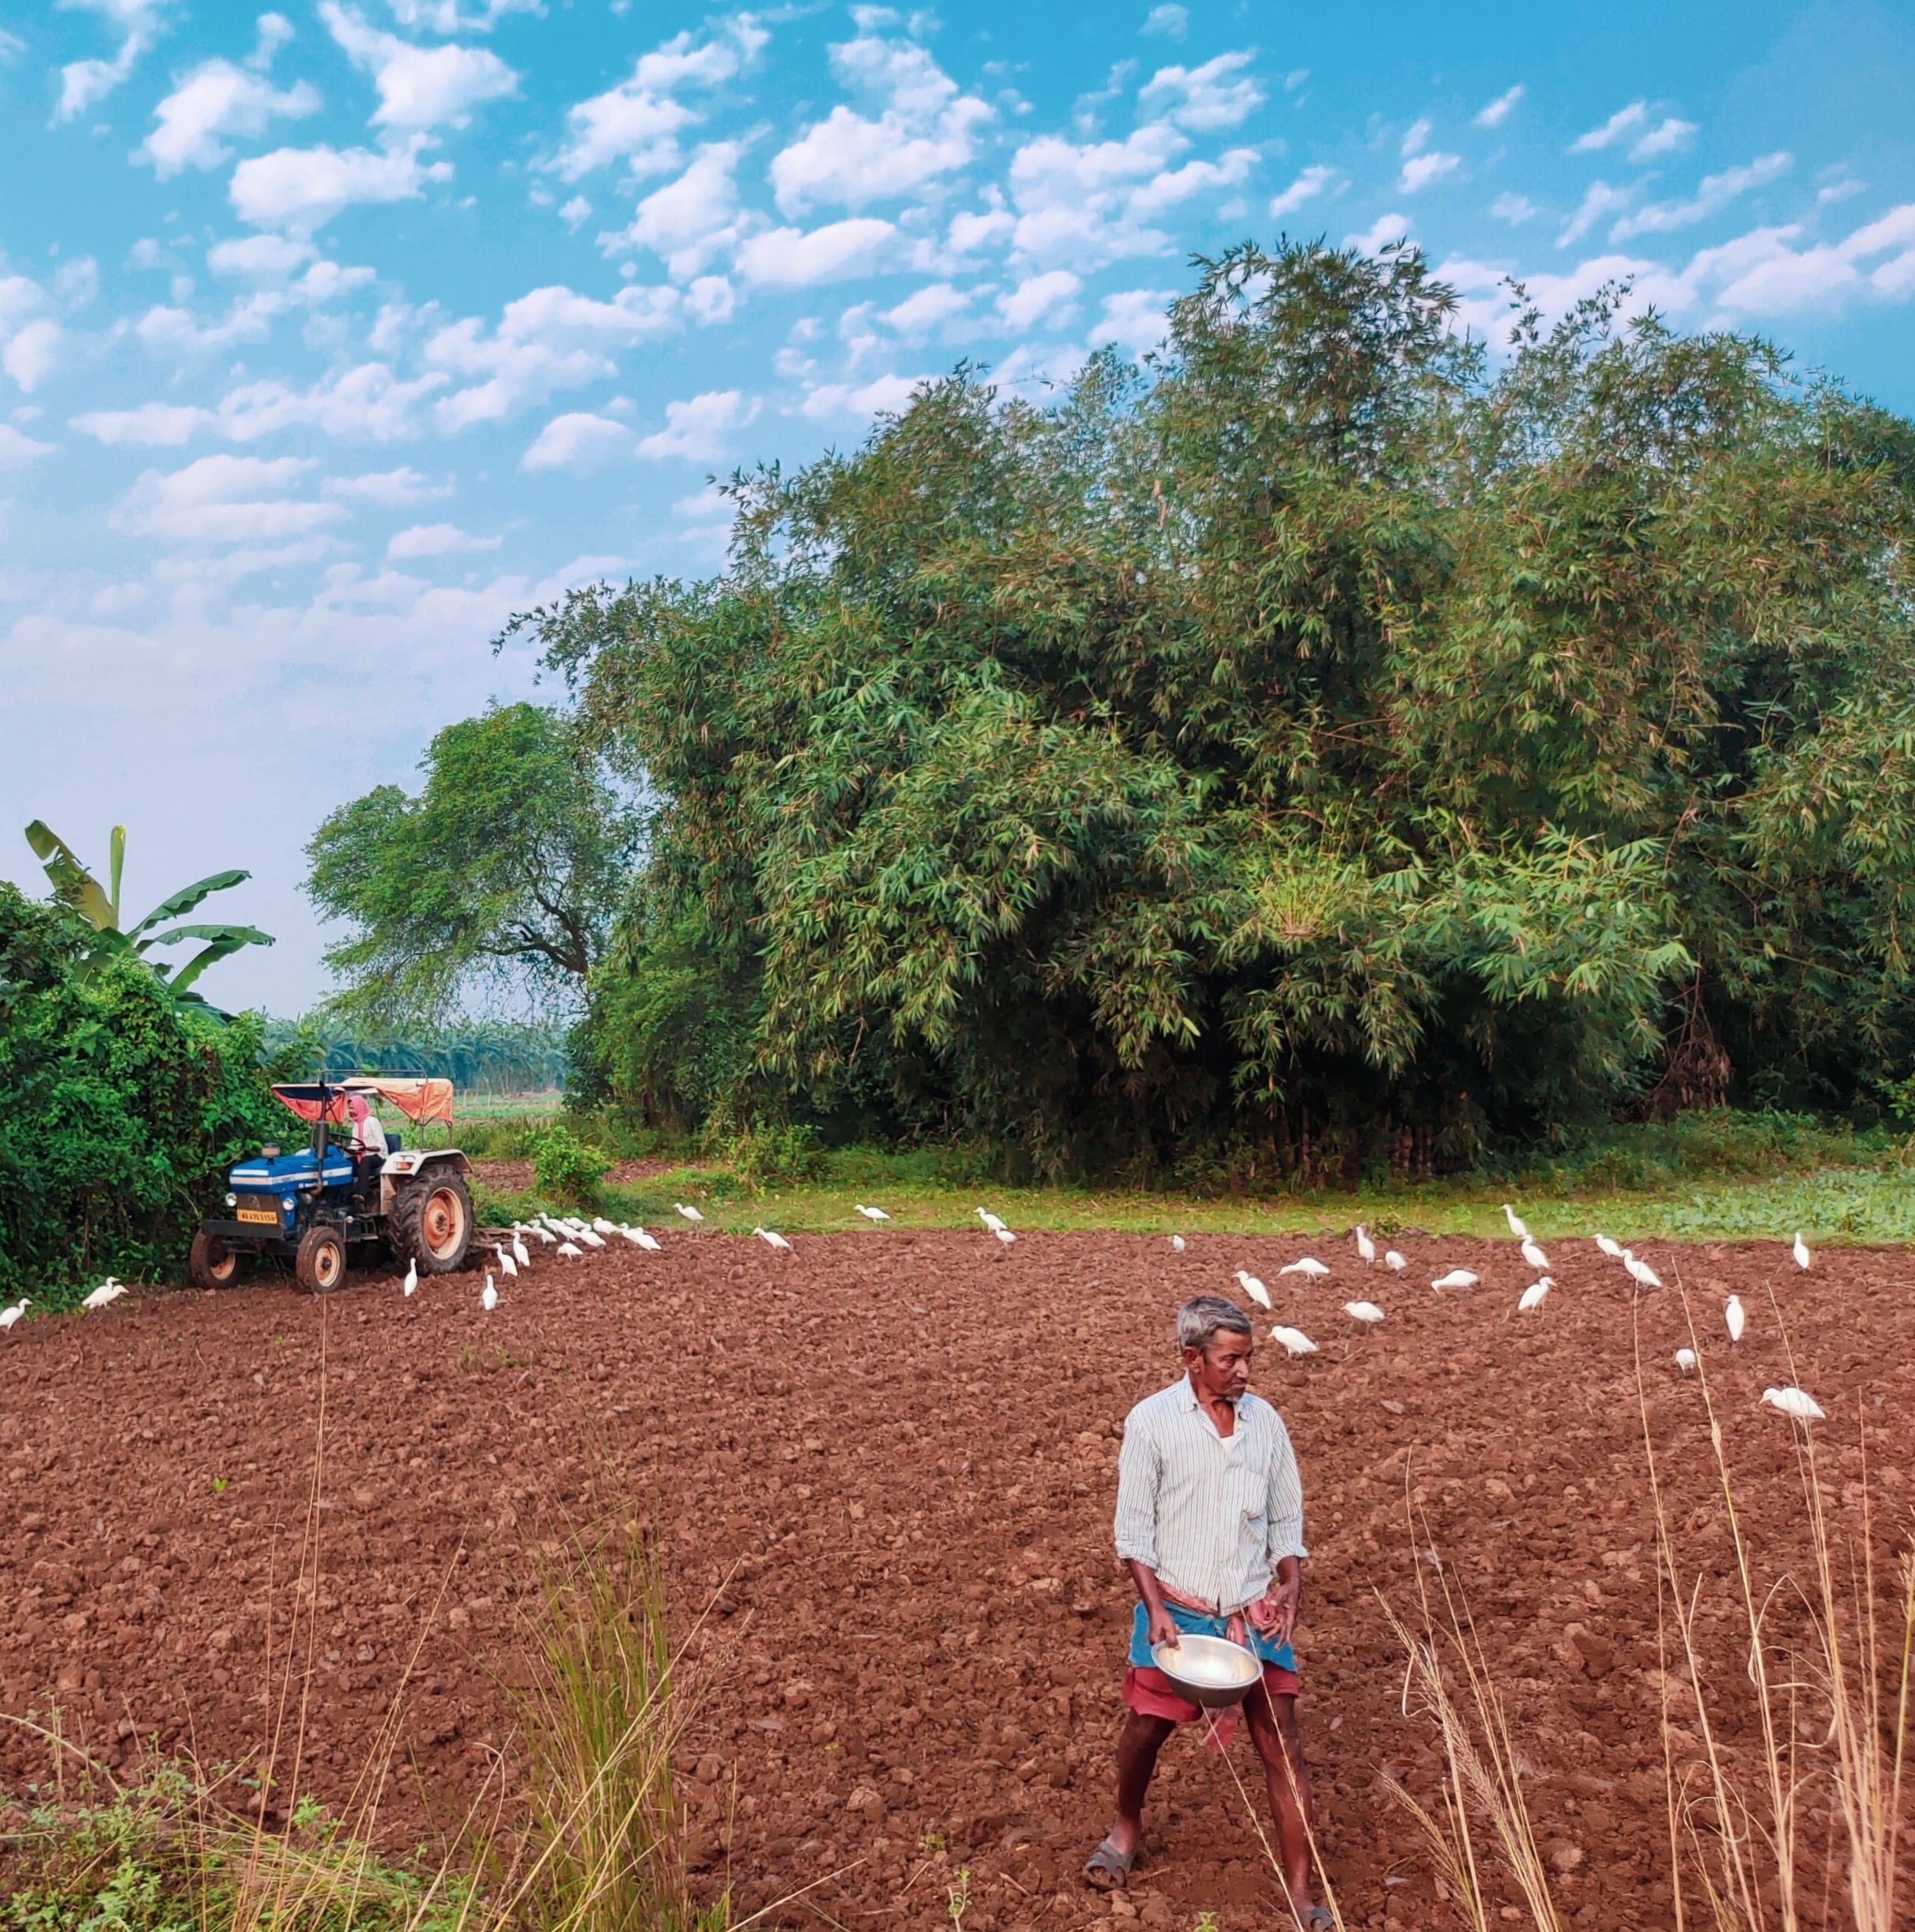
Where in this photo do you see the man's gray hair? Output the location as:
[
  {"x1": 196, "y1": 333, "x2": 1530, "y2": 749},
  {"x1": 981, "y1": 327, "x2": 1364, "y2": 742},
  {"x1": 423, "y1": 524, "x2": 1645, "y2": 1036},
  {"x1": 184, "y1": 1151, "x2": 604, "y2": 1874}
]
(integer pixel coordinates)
[{"x1": 1178, "y1": 1295, "x2": 1254, "y2": 1353}]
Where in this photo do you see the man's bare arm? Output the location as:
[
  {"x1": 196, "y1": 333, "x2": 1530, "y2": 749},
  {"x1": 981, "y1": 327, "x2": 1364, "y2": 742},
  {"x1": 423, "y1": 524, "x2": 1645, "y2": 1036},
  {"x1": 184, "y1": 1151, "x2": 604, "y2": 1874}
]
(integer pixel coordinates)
[
  {"x1": 1251, "y1": 1553, "x2": 1302, "y2": 1643},
  {"x1": 1128, "y1": 1559, "x2": 1178, "y2": 1650}
]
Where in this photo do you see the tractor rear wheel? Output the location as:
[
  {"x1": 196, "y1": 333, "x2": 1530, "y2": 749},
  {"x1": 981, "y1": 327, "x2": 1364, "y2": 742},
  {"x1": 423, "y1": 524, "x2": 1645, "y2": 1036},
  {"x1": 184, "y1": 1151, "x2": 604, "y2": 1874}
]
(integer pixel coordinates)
[
  {"x1": 190, "y1": 1228, "x2": 242, "y2": 1289},
  {"x1": 296, "y1": 1224, "x2": 348, "y2": 1294},
  {"x1": 394, "y1": 1172, "x2": 473, "y2": 1274}
]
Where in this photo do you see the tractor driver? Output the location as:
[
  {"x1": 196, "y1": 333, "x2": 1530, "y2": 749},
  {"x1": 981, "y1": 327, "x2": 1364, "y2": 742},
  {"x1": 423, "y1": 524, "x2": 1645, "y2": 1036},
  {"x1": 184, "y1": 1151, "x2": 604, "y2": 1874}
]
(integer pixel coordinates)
[{"x1": 345, "y1": 1092, "x2": 389, "y2": 1160}]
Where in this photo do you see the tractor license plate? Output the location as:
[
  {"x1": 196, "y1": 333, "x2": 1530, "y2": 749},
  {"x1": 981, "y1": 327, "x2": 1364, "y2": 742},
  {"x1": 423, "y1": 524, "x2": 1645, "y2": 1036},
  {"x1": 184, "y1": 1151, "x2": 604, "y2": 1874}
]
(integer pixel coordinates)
[{"x1": 236, "y1": 1208, "x2": 279, "y2": 1225}]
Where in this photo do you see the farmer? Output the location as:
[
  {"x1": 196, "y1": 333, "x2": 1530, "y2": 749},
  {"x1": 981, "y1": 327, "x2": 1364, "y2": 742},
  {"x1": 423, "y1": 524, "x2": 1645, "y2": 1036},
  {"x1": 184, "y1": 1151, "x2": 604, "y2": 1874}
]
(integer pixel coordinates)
[
  {"x1": 345, "y1": 1091, "x2": 388, "y2": 1159},
  {"x1": 1084, "y1": 1295, "x2": 1322, "y2": 1928}
]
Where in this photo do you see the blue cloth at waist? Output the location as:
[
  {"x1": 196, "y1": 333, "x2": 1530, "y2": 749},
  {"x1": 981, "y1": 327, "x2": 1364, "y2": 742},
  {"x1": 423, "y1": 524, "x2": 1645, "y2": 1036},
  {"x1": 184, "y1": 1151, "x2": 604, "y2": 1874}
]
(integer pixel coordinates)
[{"x1": 1127, "y1": 1598, "x2": 1295, "y2": 1674}]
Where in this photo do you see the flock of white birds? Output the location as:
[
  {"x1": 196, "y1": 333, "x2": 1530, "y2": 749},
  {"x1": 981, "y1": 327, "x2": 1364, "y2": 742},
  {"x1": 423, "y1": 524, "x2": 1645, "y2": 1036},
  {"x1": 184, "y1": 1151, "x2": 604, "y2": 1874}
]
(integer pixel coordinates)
[
  {"x1": 15, "y1": 1196, "x2": 1831, "y2": 1422},
  {"x1": 1210, "y1": 1200, "x2": 1828, "y2": 1424}
]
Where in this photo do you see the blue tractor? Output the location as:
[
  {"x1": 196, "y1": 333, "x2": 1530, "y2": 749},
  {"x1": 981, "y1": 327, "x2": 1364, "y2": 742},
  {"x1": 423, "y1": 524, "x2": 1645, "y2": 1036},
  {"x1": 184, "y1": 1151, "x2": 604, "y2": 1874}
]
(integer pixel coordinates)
[{"x1": 190, "y1": 1073, "x2": 476, "y2": 1293}]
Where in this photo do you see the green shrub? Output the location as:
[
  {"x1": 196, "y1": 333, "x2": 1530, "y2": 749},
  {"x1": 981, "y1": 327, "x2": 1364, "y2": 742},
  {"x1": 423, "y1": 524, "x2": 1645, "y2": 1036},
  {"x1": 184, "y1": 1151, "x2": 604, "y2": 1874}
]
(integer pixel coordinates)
[
  {"x1": 530, "y1": 1122, "x2": 614, "y2": 1204},
  {"x1": 0, "y1": 885, "x2": 286, "y2": 1304},
  {"x1": 722, "y1": 1121, "x2": 822, "y2": 1192}
]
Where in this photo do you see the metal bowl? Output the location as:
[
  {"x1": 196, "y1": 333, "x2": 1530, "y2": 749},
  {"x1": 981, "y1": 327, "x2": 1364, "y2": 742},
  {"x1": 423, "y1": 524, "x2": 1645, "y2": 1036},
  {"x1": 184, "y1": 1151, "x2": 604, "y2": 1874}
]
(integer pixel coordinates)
[{"x1": 1150, "y1": 1632, "x2": 1261, "y2": 1708}]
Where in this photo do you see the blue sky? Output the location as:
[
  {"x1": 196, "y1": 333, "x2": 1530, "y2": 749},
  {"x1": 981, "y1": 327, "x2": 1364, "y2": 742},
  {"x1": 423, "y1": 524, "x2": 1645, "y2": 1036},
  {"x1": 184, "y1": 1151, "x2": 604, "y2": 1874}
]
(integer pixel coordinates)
[{"x1": 2, "y1": 0, "x2": 1913, "y2": 1014}]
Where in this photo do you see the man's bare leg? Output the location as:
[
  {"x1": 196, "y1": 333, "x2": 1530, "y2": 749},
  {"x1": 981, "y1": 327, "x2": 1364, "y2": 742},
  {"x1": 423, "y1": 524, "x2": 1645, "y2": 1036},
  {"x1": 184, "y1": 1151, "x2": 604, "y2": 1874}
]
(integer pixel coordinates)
[
  {"x1": 1244, "y1": 1689, "x2": 1316, "y2": 1917},
  {"x1": 1106, "y1": 1711, "x2": 1176, "y2": 1860}
]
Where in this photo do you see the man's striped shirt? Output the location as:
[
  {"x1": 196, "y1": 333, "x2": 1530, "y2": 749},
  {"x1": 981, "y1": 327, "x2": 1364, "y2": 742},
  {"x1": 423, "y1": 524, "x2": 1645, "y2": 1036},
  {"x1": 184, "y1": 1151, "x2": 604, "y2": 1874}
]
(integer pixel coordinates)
[{"x1": 1112, "y1": 1378, "x2": 1307, "y2": 1614}]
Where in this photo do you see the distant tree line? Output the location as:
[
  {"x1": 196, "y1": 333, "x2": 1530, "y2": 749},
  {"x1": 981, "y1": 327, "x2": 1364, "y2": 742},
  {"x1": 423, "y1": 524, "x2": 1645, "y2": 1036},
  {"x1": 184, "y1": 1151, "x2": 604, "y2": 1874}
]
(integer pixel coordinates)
[
  {"x1": 262, "y1": 1017, "x2": 572, "y2": 1094},
  {"x1": 307, "y1": 241, "x2": 1915, "y2": 1179}
]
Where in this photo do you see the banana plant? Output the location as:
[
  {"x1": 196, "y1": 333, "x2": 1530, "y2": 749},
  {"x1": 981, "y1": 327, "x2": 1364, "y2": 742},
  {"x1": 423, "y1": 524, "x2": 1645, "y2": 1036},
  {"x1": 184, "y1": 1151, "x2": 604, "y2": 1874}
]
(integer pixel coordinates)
[{"x1": 25, "y1": 821, "x2": 273, "y2": 1011}]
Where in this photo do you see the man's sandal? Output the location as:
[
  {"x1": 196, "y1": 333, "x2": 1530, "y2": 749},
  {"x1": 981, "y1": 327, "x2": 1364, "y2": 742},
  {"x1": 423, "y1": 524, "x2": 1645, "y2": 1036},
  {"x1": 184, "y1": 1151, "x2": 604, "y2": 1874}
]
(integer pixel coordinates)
[
  {"x1": 1292, "y1": 1908, "x2": 1333, "y2": 1930},
  {"x1": 1082, "y1": 1839, "x2": 1136, "y2": 1890}
]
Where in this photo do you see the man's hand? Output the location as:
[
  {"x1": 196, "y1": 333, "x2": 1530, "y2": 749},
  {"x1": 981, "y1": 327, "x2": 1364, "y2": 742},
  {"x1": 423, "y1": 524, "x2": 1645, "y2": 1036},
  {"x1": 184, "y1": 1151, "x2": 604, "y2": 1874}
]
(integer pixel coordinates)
[
  {"x1": 1128, "y1": 1560, "x2": 1178, "y2": 1651},
  {"x1": 1251, "y1": 1559, "x2": 1302, "y2": 1643},
  {"x1": 1146, "y1": 1602, "x2": 1179, "y2": 1651}
]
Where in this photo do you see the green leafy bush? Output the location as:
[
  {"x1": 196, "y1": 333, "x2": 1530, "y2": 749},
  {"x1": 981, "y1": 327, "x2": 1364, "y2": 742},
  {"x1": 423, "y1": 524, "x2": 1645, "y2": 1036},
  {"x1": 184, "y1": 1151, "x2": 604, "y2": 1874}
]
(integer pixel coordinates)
[
  {"x1": 530, "y1": 1121, "x2": 614, "y2": 1204},
  {"x1": 722, "y1": 1120, "x2": 822, "y2": 1192},
  {"x1": 0, "y1": 885, "x2": 285, "y2": 1304}
]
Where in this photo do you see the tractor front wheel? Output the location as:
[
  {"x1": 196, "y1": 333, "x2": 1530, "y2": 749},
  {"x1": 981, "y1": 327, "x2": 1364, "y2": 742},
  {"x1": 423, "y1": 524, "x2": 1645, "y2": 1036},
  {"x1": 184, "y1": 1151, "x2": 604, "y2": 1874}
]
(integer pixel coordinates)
[
  {"x1": 394, "y1": 1172, "x2": 473, "y2": 1274},
  {"x1": 189, "y1": 1228, "x2": 242, "y2": 1290},
  {"x1": 296, "y1": 1224, "x2": 348, "y2": 1294}
]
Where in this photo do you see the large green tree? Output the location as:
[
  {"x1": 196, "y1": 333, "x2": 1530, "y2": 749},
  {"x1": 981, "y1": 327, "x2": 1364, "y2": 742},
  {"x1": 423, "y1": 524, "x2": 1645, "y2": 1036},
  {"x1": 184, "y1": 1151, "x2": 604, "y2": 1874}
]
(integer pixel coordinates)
[
  {"x1": 501, "y1": 241, "x2": 1915, "y2": 1174},
  {"x1": 305, "y1": 702, "x2": 642, "y2": 1026}
]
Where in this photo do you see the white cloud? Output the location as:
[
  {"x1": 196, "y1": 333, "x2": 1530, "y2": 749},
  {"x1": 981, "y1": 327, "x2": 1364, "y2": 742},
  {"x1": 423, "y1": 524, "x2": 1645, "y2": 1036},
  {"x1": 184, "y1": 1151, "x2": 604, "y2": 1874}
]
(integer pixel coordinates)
[
  {"x1": 616, "y1": 143, "x2": 749, "y2": 279},
  {"x1": 1128, "y1": 148, "x2": 1257, "y2": 217},
  {"x1": 997, "y1": 269, "x2": 1080, "y2": 330},
  {"x1": 560, "y1": 195, "x2": 591, "y2": 229},
  {"x1": 1137, "y1": 51, "x2": 1263, "y2": 131},
  {"x1": 428, "y1": 282, "x2": 682, "y2": 429},
  {"x1": 55, "y1": 0, "x2": 169, "y2": 122},
  {"x1": 135, "y1": 292, "x2": 283, "y2": 354},
  {"x1": 1570, "y1": 102, "x2": 1648, "y2": 153},
  {"x1": 1088, "y1": 286, "x2": 1174, "y2": 355},
  {"x1": 948, "y1": 202, "x2": 1016, "y2": 257},
  {"x1": 384, "y1": 0, "x2": 542, "y2": 30},
  {"x1": 1140, "y1": 5, "x2": 1186, "y2": 38},
  {"x1": 120, "y1": 454, "x2": 345, "y2": 543},
  {"x1": 386, "y1": 521, "x2": 499, "y2": 557},
  {"x1": 138, "y1": 58, "x2": 318, "y2": 176},
  {"x1": 231, "y1": 138, "x2": 451, "y2": 228},
  {"x1": 1345, "y1": 212, "x2": 1412, "y2": 254},
  {"x1": 796, "y1": 372, "x2": 926, "y2": 421},
  {"x1": 1269, "y1": 165, "x2": 1333, "y2": 219},
  {"x1": 1005, "y1": 123, "x2": 1187, "y2": 267},
  {"x1": 1490, "y1": 192, "x2": 1539, "y2": 225},
  {"x1": 1397, "y1": 118, "x2": 1460, "y2": 194},
  {"x1": 1680, "y1": 202, "x2": 1915, "y2": 314},
  {"x1": 1400, "y1": 150, "x2": 1460, "y2": 193},
  {"x1": 0, "y1": 422, "x2": 56, "y2": 466},
  {"x1": 1558, "y1": 179, "x2": 1630, "y2": 247},
  {"x1": 206, "y1": 233, "x2": 313, "y2": 279},
  {"x1": 1611, "y1": 153, "x2": 1791, "y2": 240},
  {"x1": 771, "y1": 32, "x2": 990, "y2": 216},
  {"x1": 736, "y1": 218, "x2": 899, "y2": 286},
  {"x1": 635, "y1": 388, "x2": 758, "y2": 459},
  {"x1": 323, "y1": 466, "x2": 440, "y2": 503},
  {"x1": 880, "y1": 281, "x2": 971, "y2": 333},
  {"x1": 213, "y1": 361, "x2": 448, "y2": 440},
  {"x1": 3, "y1": 319, "x2": 60, "y2": 392},
  {"x1": 1630, "y1": 117, "x2": 1696, "y2": 161},
  {"x1": 320, "y1": 2, "x2": 516, "y2": 130},
  {"x1": 522, "y1": 411, "x2": 632, "y2": 470},
  {"x1": 71, "y1": 401, "x2": 211, "y2": 445},
  {"x1": 549, "y1": 20, "x2": 763, "y2": 180},
  {"x1": 1475, "y1": 85, "x2": 1522, "y2": 130}
]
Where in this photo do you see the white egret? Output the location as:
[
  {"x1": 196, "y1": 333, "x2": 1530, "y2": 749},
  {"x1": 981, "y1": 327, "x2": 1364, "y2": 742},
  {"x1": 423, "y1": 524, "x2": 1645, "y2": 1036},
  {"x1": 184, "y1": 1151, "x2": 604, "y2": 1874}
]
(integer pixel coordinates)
[
  {"x1": 855, "y1": 1204, "x2": 891, "y2": 1222},
  {"x1": 530, "y1": 1224, "x2": 556, "y2": 1245},
  {"x1": 676, "y1": 1203, "x2": 704, "y2": 1224},
  {"x1": 1674, "y1": 1348, "x2": 1698, "y2": 1375},
  {"x1": 993, "y1": 1225, "x2": 1016, "y2": 1247},
  {"x1": 82, "y1": 1279, "x2": 126, "y2": 1311},
  {"x1": 481, "y1": 1274, "x2": 498, "y2": 1313},
  {"x1": 1344, "y1": 1300, "x2": 1385, "y2": 1327},
  {"x1": 1520, "y1": 1236, "x2": 1550, "y2": 1272},
  {"x1": 755, "y1": 1227, "x2": 792, "y2": 1251},
  {"x1": 1502, "y1": 1204, "x2": 1530, "y2": 1240},
  {"x1": 1431, "y1": 1270, "x2": 1479, "y2": 1292},
  {"x1": 0, "y1": 1299, "x2": 28, "y2": 1331},
  {"x1": 1269, "y1": 1326, "x2": 1318, "y2": 1357},
  {"x1": 977, "y1": 1208, "x2": 1008, "y2": 1235},
  {"x1": 1594, "y1": 1235, "x2": 1623, "y2": 1258},
  {"x1": 592, "y1": 1217, "x2": 616, "y2": 1236},
  {"x1": 1623, "y1": 1251, "x2": 1663, "y2": 1290},
  {"x1": 1762, "y1": 1385, "x2": 1825, "y2": 1423},
  {"x1": 1235, "y1": 1269, "x2": 1272, "y2": 1309},
  {"x1": 1171, "y1": 1235, "x2": 1186, "y2": 1252},
  {"x1": 1517, "y1": 1277, "x2": 1552, "y2": 1312},
  {"x1": 1384, "y1": 1250, "x2": 1408, "y2": 1272},
  {"x1": 1279, "y1": 1257, "x2": 1330, "y2": 1279},
  {"x1": 1725, "y1": 1294, "x2": 1746, "y2": 1343},
  {"x1": 512, "y1": 1235, "x2": 530, "y2": 1268},
  {"x1": 1792, "y1": 1232, "x2": 1811, "y2": 1271},
  {"x1": 624, "y1": 1225, "x2": 662, "y2": 1251},
  {"x1": 557, "y1": 1240, "x2": 582, "y2": 1259},
  {"x1": 403, "y1": 1258, "x2": 418, "y2": 1297},
  {"x1": 1355, "y1": 1226, "x2": 1376, "y2": 1266},
  {"x1": 577, "y1": 1228, "x2": 606, "y2": 1249},
  {"x1": 496, "y1": 1246, "x2": 518, "y2": 1280}
]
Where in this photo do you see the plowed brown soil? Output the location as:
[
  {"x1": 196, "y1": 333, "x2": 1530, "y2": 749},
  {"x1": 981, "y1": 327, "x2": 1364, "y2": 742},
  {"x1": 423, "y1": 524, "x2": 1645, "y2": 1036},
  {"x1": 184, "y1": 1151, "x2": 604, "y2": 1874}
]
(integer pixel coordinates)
[{"x1": 1, "y1": 1231, "x2": 1909, "y2": 1932}]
